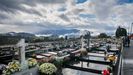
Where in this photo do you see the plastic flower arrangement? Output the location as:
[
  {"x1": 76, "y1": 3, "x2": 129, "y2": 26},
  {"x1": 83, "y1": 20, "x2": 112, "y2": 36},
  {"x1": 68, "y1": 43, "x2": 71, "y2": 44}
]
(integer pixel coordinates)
[
  {"x1": 28, "y1": 58, "x2": 38, "y2": 68},
  {"x1": 107, "y1": 54, "x2": 116, "y2": 62},
  {"x1": 102, "y1": 67, "x2": 111, "y2": 75},
  {"x1": 2, "y1": 60, "x2": 21, "y2": 75},
  {"x1": 39, "y1": 63, "x2": 57, "y2": 75}
]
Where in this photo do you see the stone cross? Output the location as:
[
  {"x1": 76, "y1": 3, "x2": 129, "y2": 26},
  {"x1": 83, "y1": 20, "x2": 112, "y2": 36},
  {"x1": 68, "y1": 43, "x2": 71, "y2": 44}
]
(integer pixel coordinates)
[
  {"x1": 81, "y1": 36, "x2": 85, "y2": 50},
  {"x1": 16, "y1": 39, "x2": 28, "y2": 70}
]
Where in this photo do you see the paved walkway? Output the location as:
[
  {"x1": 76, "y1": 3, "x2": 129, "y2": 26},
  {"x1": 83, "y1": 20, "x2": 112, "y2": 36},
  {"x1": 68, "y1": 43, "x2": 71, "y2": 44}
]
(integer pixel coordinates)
[{"x1": 123, "y1": 40, "x2": 133, "y2": 75}]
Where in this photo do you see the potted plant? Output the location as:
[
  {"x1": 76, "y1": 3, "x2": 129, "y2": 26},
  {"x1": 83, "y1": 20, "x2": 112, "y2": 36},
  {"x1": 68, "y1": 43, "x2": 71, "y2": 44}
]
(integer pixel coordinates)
[
  {"x1": 39, "y1": 63, "x2": 57, "y2": 75},
  {"x1": 27, "y1": 58, "x2": 38, "y2": 68},
  {"x1": 2, "y1": 60, "x2": 21, "y2": 75}
]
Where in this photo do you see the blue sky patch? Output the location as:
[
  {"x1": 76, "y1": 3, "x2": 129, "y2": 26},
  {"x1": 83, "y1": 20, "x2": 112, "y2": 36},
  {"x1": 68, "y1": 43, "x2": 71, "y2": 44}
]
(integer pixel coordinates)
[
  {"x1": 117, "y1": 0, "x2": 133, "y2": 4},
  {"x1": 79, "y1": 14, "x2": 96, "y2": 18},
  {"x1": 76, "y1": 0, "x2": 87, "y2": 4}
]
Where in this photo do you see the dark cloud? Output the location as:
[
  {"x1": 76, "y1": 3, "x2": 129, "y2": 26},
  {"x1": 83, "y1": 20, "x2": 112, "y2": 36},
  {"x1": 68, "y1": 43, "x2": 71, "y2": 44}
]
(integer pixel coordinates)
[
  {"x1": 0, "y1": 13, "x2": 8, "y2": 20},
  {"x1": 0, "y1": 0, "x2": 23, "y2": 12},
  {"x1": 59, "y1": 14, "x2": 70, "y2": 22},
  {"x1": 0, "y1": 0, "x2": 67, "y2": 22}
]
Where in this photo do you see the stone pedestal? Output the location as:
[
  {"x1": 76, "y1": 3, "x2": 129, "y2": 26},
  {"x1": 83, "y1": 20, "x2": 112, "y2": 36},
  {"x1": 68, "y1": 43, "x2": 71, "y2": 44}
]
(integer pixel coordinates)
[{"x1": 12, "y1": 67, "x2": 39, "y2": 75}]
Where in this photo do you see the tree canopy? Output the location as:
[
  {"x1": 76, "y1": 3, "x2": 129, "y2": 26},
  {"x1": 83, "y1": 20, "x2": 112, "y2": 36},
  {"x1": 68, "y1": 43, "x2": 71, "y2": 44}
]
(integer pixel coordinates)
[
  {"x1": 98, "y1": 33, "x2": 108, "y2": 38},
  {"x1": 115, "y1": 26, "x2": 127, "y2": 38}
]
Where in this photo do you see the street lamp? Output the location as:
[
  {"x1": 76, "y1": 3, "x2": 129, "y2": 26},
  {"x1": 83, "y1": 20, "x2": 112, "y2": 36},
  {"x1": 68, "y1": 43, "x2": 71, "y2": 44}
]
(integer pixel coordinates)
[{"x1": 130, "y1": 22, "x2": 133, "y2": 35}]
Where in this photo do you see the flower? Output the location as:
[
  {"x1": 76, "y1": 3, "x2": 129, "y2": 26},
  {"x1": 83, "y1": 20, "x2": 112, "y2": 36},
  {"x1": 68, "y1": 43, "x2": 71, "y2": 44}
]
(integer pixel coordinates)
[
  {"x1": 2, "y1": 60, "x2": 21, "y2": 75},
  {"x1": 107, "y1": 55, "x2": 116, "y2": 62},
  {"x1": 27, "y1": 58, "x2": 38, "y2": 68},
  {"x1": 39, "y1": 63, "x2": 57, "y2": 75}
]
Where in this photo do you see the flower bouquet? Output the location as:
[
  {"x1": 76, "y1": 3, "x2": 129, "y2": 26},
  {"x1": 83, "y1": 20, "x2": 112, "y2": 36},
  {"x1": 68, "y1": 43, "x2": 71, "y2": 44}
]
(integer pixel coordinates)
[
  {"x1": 28, "y1": 58, "x2": 38, "y2": 68},
  {"x1": 39, "y1": 63, "x2": 57, "y2": 75},
  {"x1": 2, "y1": 60, "x2": 21, "y2": 75}
]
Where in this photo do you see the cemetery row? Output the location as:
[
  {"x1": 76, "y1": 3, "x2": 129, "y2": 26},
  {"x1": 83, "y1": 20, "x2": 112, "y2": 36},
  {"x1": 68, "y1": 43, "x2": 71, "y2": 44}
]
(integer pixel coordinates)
[{"x1": 0, "y1": 37, "x2": 122, "y2": 75}]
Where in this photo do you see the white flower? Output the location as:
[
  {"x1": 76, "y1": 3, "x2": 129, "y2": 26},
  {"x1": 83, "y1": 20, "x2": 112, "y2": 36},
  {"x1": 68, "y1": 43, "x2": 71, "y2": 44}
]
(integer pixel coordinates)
[{"x1": 39, "y1": 63, "x2": 57, "y2": 75}]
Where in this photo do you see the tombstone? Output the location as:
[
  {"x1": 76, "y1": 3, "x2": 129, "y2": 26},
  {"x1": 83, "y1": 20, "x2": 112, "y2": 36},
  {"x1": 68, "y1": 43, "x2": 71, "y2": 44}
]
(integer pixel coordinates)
[
  {"x1": 16, "y1": 39, "x2": 28, "y2": 70},
  {"x1": 84, "y1": 31, "x2": 91, "y2": 47},
  {"x1": 80, "y1": 36, "x2": 87, "y2": 67},
  {"x1": 81, "y1": 36, "x2": 86, "y2": 50}
]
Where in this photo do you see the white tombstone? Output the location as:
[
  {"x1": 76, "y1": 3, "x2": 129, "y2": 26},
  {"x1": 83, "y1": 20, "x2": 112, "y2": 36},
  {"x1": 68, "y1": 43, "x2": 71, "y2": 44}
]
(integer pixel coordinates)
[
  {"x1": 16, "y1": 39, "x2": 28, "y2": 70},
  {"x1": 80, "y1": 36, "x2": 87, "y2": 67},
  {"x1": 81, "y1": 36, "x2": 85, "y2": 50}
]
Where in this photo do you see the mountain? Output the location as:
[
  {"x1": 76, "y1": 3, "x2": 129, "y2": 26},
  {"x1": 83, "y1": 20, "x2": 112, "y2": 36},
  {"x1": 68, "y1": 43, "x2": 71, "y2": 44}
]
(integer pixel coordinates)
[
  {"x1": 16, "y1": 32, "x2": 35, "y2": 38},
  {"x1": 1, "y1": 32, "x2": 35, "y2": 37},
  {"x1": 36, "y1": 29, "x2": 80, "y2": 35},
  {"x1": 0, "y1": 32, "x2": 35, "y2": 45}
]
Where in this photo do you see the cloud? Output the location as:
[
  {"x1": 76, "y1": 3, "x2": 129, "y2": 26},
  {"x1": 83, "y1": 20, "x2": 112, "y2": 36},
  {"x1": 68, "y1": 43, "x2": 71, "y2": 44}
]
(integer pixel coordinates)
[
  {"x1": 59, "y1": 14, "x2": 70, "y2": 22},
  {"x1": 0, "y1": 0, "x2": 132, "y2": 35},
  {"x1": 91, "y1": 0, "x2": 117, "y2": 20}
]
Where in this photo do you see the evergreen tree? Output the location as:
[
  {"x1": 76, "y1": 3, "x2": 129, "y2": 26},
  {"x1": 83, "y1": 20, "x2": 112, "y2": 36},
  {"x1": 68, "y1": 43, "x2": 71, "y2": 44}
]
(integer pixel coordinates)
[
  {"x1": 98, "y1": 33, "x2": 108, "y2": 38},
  {"x1": 115, "y1": 26, "x2": 127, "y2": 38}
]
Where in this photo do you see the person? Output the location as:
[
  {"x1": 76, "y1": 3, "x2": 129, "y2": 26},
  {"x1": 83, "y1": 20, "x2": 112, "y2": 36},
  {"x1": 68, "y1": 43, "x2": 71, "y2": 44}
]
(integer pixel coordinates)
[
  {"x1": 122, "y1": 37, "x2": 125, "y2": 47},
  {"x1": 127, "y1": 36, "x2": 130, "y2": 47},
  {"x1": 87, "y1": 61, "x2": 89, "y2": 67},
  {"x1": 106, "y1": 45, "x2": 110, "y2": 52},
  {"x1": 104, "y1": 51, "x2": 108, "y2": 60}
]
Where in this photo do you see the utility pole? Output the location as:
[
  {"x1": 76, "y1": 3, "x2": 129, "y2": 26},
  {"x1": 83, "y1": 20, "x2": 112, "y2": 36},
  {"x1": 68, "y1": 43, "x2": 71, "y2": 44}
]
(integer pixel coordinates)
[
  {"x1": 128, "y1": 24, "x2": 130, "y2": 35},
  {"x1": 130, "y1": 23, "x2": 133, "y2": 35}
]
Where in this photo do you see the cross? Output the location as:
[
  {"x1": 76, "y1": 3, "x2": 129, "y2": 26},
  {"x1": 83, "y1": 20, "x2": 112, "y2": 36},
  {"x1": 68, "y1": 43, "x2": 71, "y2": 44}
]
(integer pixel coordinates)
[{"x1": 16, "y1": 39, "x2": 28, "y2": 70}]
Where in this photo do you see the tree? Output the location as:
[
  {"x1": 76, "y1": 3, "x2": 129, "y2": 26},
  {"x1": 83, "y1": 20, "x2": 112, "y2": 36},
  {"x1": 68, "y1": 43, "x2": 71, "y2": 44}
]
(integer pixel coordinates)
[
  {"x1": 98, "y1": 33, "x2": 108, "y2": 38},
  {"x1": 115, "y1": 26, "x2": 127, "y2": 38}
]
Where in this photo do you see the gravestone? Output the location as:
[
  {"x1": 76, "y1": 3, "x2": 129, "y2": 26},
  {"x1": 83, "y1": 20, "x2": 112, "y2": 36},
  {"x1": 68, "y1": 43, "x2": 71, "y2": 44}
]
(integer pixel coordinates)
[
  {"x1": 81, "y1": 36, "x2": 85, "y2": 50},
  {"x1": 16, "y1": 39, "x2": 28, "y2": 70}
]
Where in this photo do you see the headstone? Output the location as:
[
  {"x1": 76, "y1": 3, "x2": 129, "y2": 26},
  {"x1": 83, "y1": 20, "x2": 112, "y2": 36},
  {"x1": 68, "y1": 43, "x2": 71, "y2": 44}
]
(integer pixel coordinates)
[
  {"x1": 81, "y1": 36, "x2": 85, "y2": 50},
  {"x1": 16, "y1": 39, "x2": 28, "y2": 70}
]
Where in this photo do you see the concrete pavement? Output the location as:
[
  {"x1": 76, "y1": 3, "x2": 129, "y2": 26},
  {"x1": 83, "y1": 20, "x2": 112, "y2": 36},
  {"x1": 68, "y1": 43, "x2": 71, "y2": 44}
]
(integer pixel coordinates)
[{"x1": 123, "y1": 40, "x2": 133, "y2": 75}]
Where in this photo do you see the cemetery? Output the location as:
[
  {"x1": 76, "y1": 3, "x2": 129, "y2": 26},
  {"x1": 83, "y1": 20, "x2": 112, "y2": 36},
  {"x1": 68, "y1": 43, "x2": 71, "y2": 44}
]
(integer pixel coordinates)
[{"x1": 0, "y1": 35, "x2": 123, "y2": 75}]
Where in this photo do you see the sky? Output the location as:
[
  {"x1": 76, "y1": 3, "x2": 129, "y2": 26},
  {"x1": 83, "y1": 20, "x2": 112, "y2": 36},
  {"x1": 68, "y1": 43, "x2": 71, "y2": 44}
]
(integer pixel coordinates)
[{"x1": 0, "y1": 0, "x2": 133, "y2": 35}]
